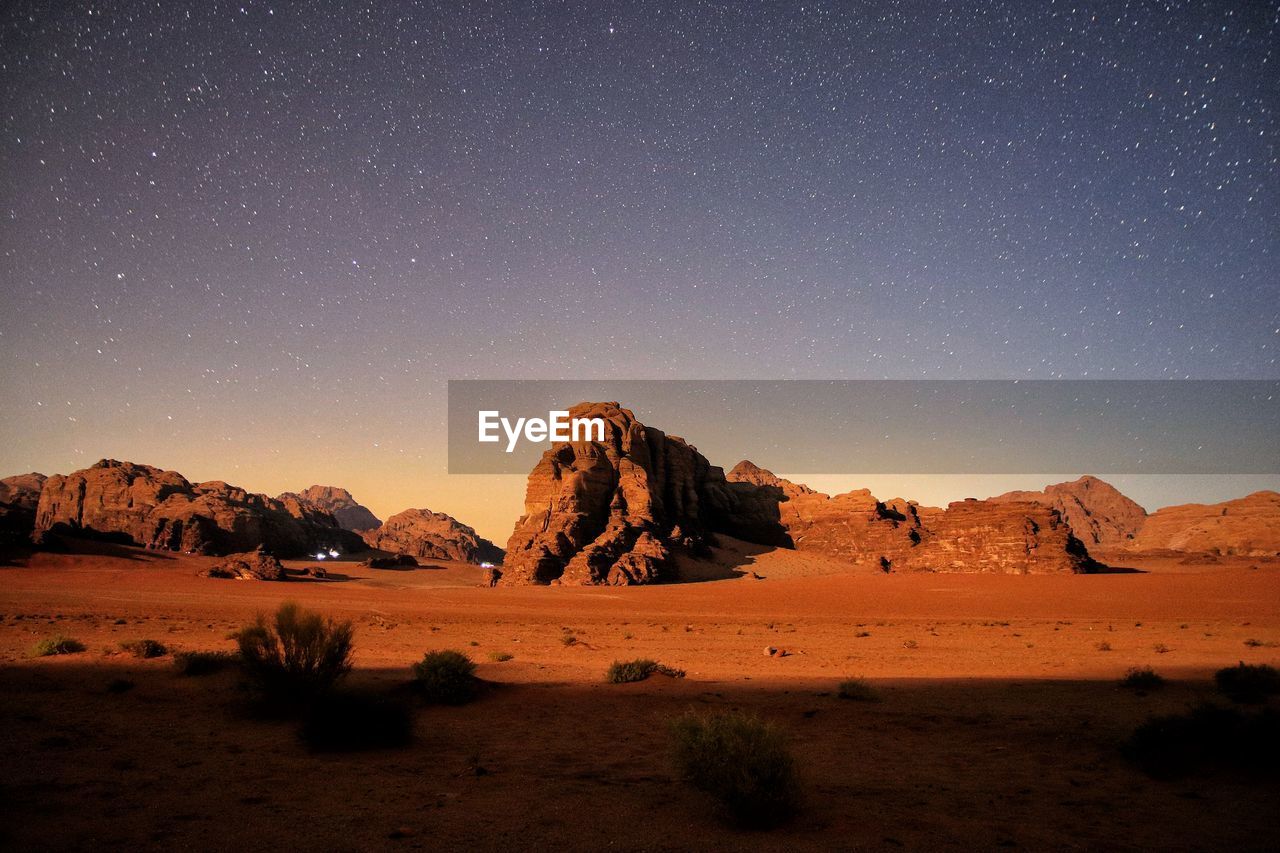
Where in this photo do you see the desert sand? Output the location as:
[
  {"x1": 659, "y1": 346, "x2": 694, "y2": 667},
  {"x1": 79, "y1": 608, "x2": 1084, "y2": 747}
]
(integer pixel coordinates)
[{"x1": 2, "y1": 538, "x2": 1278, "y2": 851}]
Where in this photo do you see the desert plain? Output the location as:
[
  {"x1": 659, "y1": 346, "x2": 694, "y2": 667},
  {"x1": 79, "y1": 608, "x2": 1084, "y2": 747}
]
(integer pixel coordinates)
[{"x1": 2, "y1": 539, "x2": 1278, "y2": 852}]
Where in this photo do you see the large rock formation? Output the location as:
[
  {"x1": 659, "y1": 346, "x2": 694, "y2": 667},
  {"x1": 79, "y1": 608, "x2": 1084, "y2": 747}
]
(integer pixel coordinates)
[
  {"x1": 1127, "y1": 491, "x2": 1280, "y2": 556},
  {"x1": 360, "y1": 508, "x2": 504, "y2": 565},
  {"x1": 33, "y1": 460, "x2": 364, "y2": 557},
  {"x1": 0, "y1": 473, "x2": 47, "y2": 546},
  {"x1": 901, "y1": 498, "x2": 1094, "y2": 574},
  {"x1": 499, "y1": 403, "x2": 1094, "y2": 585},
  {"x1": 277, "y1": 485, "x2": 381, "y2": 532},
  {"x1": 990, "y1": 475, "x2": 1147, "y2": 547},
  {"x1": 500, "y1": 403, "x2": 786, "y2": 586}
]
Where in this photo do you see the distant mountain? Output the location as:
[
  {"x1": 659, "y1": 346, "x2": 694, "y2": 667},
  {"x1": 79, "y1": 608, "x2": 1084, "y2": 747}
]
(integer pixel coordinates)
[
  {"x1": 1128, "y1": 491, "x2": 1280, "y2": 556},
  {"x1": 277, "y1": 485, "x2": 381, "y2": 532},
  {"x1": 990, "y1": 475, "x2": 1148, "y2": 547},
  {"x1": 361, "y1": 508, "x2": 504, "y2": 565},
  {"x1": 33, "y1": 460, "x2": 364, "y2": 557}
]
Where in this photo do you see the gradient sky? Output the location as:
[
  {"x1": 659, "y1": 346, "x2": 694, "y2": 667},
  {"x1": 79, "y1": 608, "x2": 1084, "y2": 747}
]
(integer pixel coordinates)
[{"x1": 1, "y1": 1, "x2": 1277, "y2": 541}]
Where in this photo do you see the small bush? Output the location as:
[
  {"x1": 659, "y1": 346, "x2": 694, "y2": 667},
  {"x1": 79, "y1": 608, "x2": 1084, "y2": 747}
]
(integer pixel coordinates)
[
  {"x1": 173, "y1": 650, "x2": 239, "y2": 676},
  {"x1": 670, "y1": 709, "x2": 800, "y2": 828},
  {"x1": 301, "y1": 690, "x2": 413, "y2": 752},
  {"x1": 412, "y1": 650, "x2": 478, "y2": 705},
  {"x1": 1123, "y1": 704, "x2": 1280, "y2": 778},
  {"x1": 1095, "y1": 641, "x2": 1112, "y2": 652},
  {"x1": 32, "y1": 635, "x2": 85, "y2": 657},
  {"x1": 1120, "y1": 666, "x2": 1165, "y2": 692},
  {"x1": 837, "y1": 678, "x2": 879, "y2": 702},
  {"x1": 606, "y1": 659, "x2": 686, "y2": 684},
  {"x1": 120, "y1": 639, "x2": 167, "y2": 659},
  {"x1": 561, "y1": 634, "x2": 578, "y2": 646},
  {"x1": 1215, "y1": 662, "x2": 1280, "y2": 704},
  {"x1": 488, "y1": 651, "x2": 514, "y2": 662},
  {"x1": 237, "y1": 602, "x2": 354, "y2": 700}
]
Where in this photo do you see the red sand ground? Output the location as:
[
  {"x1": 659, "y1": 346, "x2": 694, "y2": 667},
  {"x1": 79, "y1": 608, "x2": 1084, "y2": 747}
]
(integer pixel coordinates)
[{"x1": 2, "y1": 540, "x2": 1279, "y2": 851}]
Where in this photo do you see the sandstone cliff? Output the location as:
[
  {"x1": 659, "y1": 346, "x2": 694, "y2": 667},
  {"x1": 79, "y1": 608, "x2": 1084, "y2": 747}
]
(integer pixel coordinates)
[
  {"x1": 500, "y1": 403, "x2": 787, "y2": 586},
  {"x1": 360, "y1": 508, "x2": 504, "y2": 564},
  {"x1": 33, "y1": 460, "x2": 363, "y2": 557},
  {"x1": 277, "y1": 485, "x2": 381, "y2": 532},
  {"x1": 1127, "y1": 491, "x2": 1280, "y2": 556}
]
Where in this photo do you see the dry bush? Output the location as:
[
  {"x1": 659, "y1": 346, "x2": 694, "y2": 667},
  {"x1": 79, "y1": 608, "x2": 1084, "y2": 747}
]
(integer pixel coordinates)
[
  {"x1": 670, "y1": 709, "x2": 800, "y2": 828},
  {"x1": 412, "y1": 650, "x2": 478, "y2": 704},
  {"x1": 32, "y1": 635, "x2": 85, "y2": 657},
  {"x1": 236, "y1": 601, "x2": 354, "y2": 699}
]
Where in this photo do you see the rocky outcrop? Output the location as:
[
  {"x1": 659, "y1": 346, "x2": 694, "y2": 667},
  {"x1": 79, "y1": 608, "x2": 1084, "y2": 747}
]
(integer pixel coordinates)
[
  {"x1": 33, "y1": 460, "x2": 364, "y2": 557},
  {"x1": 500, "y1": 403, "x2": 791, "y2": 586},
  {"x1": 0, "y1": 473, "x2": 46, "y2": 546},
  {"x1": 727, "y1": 462, "x2": 928, "y2": 567},
  {"x1": 276, "y1": 485, "x2": 381, "y2": 532},
  {"x1": 725, "y1": 464, "x2": 1091, "y2": 574},
  {"x1": 500, "y1": 403, "x2": 1095, "y2": 585},
  {"x1": 1128, "y1": 491, "x2": 1280, "y2": 556},
  {"x1": 203, "y1": 547, "x2": 287, "y2": 580},
  {"x1": 360, "y1": 509, "x2": 504, "y2": 565},
  {"x1": 901, "y1": 498, "x2": 1094, "y2": 574},
  {"x1": 990, "y1": 476, "x2": 1147, "y2": 547}
]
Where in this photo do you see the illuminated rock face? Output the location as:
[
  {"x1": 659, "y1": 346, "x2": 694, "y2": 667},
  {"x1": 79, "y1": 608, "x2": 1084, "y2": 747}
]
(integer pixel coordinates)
[
  {"x1": 725, "y1": 465, "x2": 1093, "y2": 575},
  {"x1": 499, "y1": 402, "x2": 789, "y2": 586},
  {"x1": 500, "y1": 403, "x2": 1097, "y2": 586},
  {"x1": 33, "y1": 460, "x2": 363, "y2": 557},
  {"x1": 360, "y1": 508, "x2": 504, "y2": 565},
  {"x1": 1128, "y1": 491, "x2": 1280, "y2": 556}
]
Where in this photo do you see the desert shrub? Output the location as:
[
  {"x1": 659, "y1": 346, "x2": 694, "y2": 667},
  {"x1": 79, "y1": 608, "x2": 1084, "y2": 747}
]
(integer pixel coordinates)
[
  {"x1": 606, "y1": 659, "x2": 686, "y2": 684},
  {"x1": 837, "y1": 678, "x2": 879, "y2": 702},
  {"x1": 1120, "y1": 666, "x2": 1165, "y2": 692},
  {"x1": 32, "y1": 635, "x2": 85, "y2": 657},
  {"x1": 236, "y1": 602, "x2": 354, "y2": 699},
  {"x1": 1215, "y1": 662, "x2": 1280, "y2": 703},
  {"x1": 120, "y1": 639, "x2": 167, "y2": 659},
  {"x1": 1123, "y1": 704, "x2": 1280, "y2": 778},
  {"x1": 488, "y1": 651, "x2": 514, "y2": 662},
  {"x1": 670, "y1": 709, "x2": 800, "y2": 828},
  {"x1": 1095, "y1": 641, "x2": 1112, "y2": 652},
  {"x1": 300, "y1": 689, "x2": 413, "y2": 752},
  {"x1": 412, "y1": 650, "x2": 478, "y2": 704},
  {"x1": 173, "y1": 650, "x2": 239, "y2": 676}
]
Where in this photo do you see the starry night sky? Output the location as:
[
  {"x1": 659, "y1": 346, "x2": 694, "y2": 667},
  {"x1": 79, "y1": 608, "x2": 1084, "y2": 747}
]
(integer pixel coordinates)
[{"x1": 1, "y1": 1, "x2": 1277, "y2": 538}]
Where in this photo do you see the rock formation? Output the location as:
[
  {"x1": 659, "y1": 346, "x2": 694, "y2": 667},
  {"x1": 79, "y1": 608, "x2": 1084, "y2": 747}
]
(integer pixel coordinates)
[
  {"x1": 276, "y1": 485, "x2": 381, "y2": 532},
  {"x1": 360, "y1": 509, "x2": 504, "y2": 565},
  {"x1": 1127, "y1": 491, "x2": 1280, "y2": 556},
  {"x1": 33, "y1": 460, "x2": 364, "y2": 557},
  {"x1": 725, "y1": 463, "x2": 1092, "y2": 574},
  {"x1": 990, "y1": 475, "x2": 1147, "y2": 547},
  {"x1": 901, "y1": 497, "x2": 1094, "y2": 574},
  {"x1": 500, "y1": 403, "x2": 791, "y2": 586},
  {"x1": 203, "y1": 547, "x2": 287, "y2": 580},
  {"x1": 500, "y1": 403, "x2": 1095, "y2": 585},
  {"x1": 0, "y1": 473, "x2": 47, "y2": 546}
]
